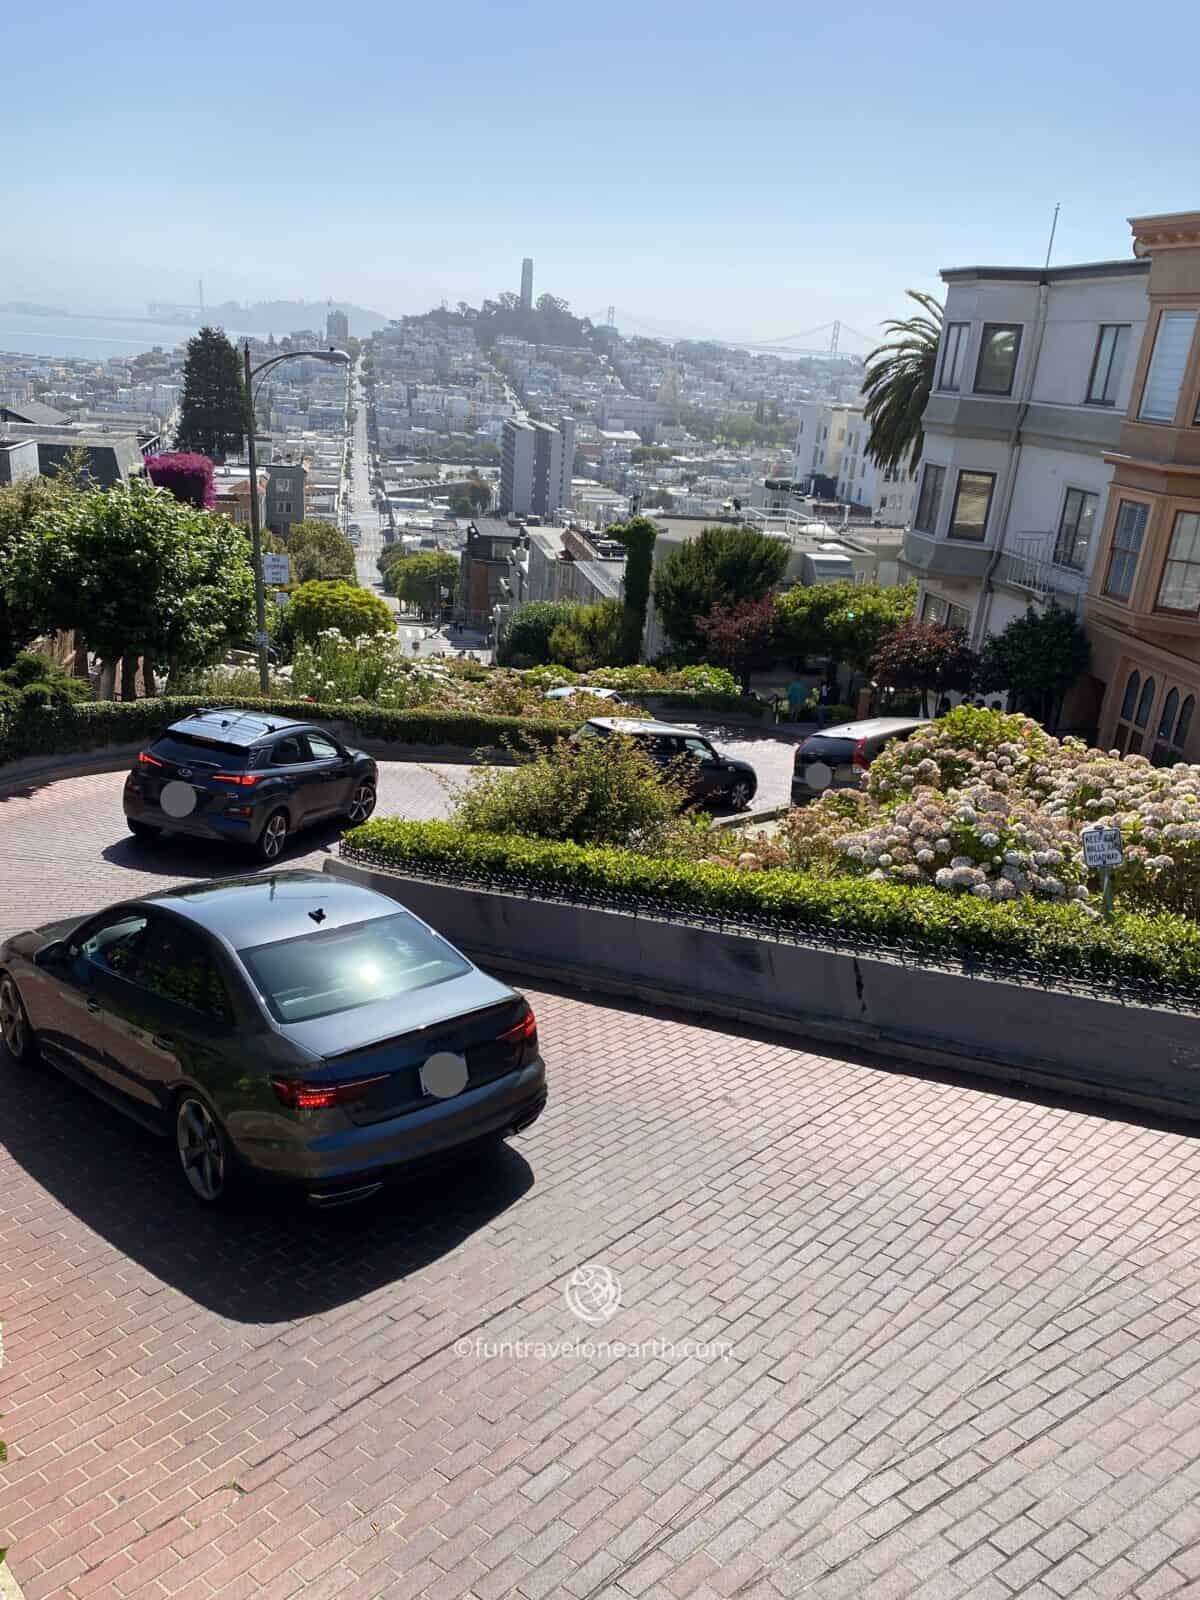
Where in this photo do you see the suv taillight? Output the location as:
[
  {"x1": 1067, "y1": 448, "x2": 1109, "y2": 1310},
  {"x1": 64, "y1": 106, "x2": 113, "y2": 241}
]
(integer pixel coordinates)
[{"x1": 137, "y1": 750, "x2": 163, "y2": 767}]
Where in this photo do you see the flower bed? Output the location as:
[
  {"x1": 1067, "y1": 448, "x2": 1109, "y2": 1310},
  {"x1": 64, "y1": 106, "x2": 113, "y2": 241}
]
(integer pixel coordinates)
[{"x1": 340, "y1": 817, "x2": 1200, "y2": 1005}]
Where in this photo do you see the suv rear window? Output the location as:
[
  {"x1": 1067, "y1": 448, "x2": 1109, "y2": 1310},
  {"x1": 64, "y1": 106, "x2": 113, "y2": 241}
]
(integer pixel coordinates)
[
  {"x1": 150, "y1": 732, "x2": 254, "y2": 769},
  {"x1": 797, "y1": 736, "x2": 856, "y2": 765}
]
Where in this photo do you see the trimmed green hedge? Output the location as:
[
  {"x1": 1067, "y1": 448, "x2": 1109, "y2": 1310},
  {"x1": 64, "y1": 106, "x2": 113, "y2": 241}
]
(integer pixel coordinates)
[
  {"x1": 341, "y1": 818, "x2": 1200, "y2": 1003},
  {"x1": 0, "y1": 696, "x2": 565, "y2": 766},
  {"x1": 644, "y1": 692, "x2": 765, "y2": 718}
]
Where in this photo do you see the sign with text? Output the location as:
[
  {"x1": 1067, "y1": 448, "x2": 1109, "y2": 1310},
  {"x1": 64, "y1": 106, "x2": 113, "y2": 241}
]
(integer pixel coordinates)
[
  {"x1": 1081, "y1": 824, "x2": 1124, "y2": 870},
  {"x1": 263, "y1": 552, "x2": 291, "y2": 585}
]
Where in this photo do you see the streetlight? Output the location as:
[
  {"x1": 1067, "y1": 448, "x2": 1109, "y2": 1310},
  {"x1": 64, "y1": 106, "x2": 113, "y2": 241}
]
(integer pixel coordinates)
[{"x1": 243, "y1": 341, "x2": 351, "y2": 694}]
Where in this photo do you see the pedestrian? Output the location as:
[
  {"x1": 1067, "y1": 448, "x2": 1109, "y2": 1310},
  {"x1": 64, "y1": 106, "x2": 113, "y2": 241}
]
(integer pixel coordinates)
[{"x1": 786, "y1": 679, "x2": 809, "y2": 723}]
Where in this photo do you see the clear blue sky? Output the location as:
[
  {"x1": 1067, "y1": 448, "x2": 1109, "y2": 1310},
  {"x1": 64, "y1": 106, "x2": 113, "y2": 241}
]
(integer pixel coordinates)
[{"x1": 5, "y1": 0, "x2": 1199, "y2": 351}]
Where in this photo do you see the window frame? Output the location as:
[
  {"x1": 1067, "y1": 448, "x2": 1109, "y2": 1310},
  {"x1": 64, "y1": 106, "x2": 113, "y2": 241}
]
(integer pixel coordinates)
[
  {"x1": 1085, "y1": 324, "x2": 1131, "y2": 407},
  {"x1": 938, "y1": 322, "x2": 969, "y2": 392},
  {"x1": 1052, "y1": 487, "x2": 1099, "y2": 573},
  {"x1": 1102, "y1": 500, "x2": 1149, "y2": 602},
  {"x1": 1154, "y1": 510, "x2": 1200, "y2": 616},
  {"x1": 947, "y1": 469, "x2": 996, "y2": 543},
  {"x1": 1138, "y1": 309, "x2": 1199, "y2": 424},
  {"x1": 913, "y1": 463, "x2": 946, "y2": 535},
  {"x1": 973, "y1": 323, "x2": 1023, "y2": 397}
]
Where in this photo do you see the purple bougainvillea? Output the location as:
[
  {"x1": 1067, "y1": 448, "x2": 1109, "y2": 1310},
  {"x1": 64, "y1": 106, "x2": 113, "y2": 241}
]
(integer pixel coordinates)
[{"x1": 146, "y1": 452, "x2": 215, "y2": 509}]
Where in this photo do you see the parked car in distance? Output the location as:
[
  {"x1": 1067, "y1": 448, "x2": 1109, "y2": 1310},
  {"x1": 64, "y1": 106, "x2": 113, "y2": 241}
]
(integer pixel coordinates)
[
  {"x1": 123, "y1": 708, "x2": 379, "y2": 861},
  {"x1": 791, "y1": 716, "x2": 930, "y2": 802},
  {"x1": 543, "y1": 686, "x2": 624, "y2": 703},
  {"x1": 0, "y1": 870, "x2": 547, "y2": 1208},
  {"x1": 572, "y1": 716, "x2": 757, "y2": 810}
]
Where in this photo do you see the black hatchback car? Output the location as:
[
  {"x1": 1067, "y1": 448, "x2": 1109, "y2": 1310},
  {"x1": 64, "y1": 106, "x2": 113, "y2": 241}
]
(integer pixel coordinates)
[
  {"x1": 0, "y1": 871, "x2": 546, "y2": 1208},
  {"x1": 123, "y1": 708, "x2": 378, "y2": 861},
  {"x1": 572, "y1": 717, "x2": 758, "y2": 810}
]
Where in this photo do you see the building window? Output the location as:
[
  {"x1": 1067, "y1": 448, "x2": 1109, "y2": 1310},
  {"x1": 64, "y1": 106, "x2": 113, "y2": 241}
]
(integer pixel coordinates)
[
  {"x1": 1114, "y1": 669, "x2": 1156, "y2": 755},
  {"x1": 1053, "y1": 488, "x2": 1098, "y2": 571},
  {"x1": 938, "y1": 323, "x2": 968, "y2": 391},
  {"x1": 948, "y1": 470, "x2": 995, "y2": 541},
  {"x1": 920, "y1": 593, "x2": 971, "y2": 632},
  {"x1": 1086, "y1": 325, "x2": 1131, "y2": 406},
  {"x1": 913, "y1": 464, "x2": 945, "y2": 533},
  {"x1": 1139, "y1": 310, "x2": 1198, "y2": 422},
  {"x1": 1156, "y1": 511, "x2": 1200, "y2": 613},
  {"x1": 1103, "y1": 501, "x2": 1148, "y2": 600},
  {"x1": 974, "y1": 324, "x2": 1022, "y2": 396}
]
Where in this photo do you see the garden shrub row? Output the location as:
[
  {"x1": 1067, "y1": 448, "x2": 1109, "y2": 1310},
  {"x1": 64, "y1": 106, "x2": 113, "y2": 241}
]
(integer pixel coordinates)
[
  {"x1": 0, "y1": 696, "x2": 565, "y2": 766},
  {"x1": 341, "y1": 817, "x2": 1200, "y2": 1005},
  {"x1": 644, "y1": 692, "x2": 765, "y2": 718}
]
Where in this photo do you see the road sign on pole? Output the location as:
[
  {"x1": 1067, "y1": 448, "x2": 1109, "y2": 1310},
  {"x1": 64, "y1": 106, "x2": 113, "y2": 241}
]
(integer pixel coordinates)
[
  {"x1": 1081, "y1": 824, "x2": 1124, "y2": 921},
  {"x1": 263, "y1": 552, "x2": 291, "y2": 585}
]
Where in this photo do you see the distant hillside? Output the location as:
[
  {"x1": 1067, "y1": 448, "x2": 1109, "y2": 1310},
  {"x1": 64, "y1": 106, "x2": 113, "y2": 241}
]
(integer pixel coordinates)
[{"x1": 207, "y1": 300, "x2": 389, "y2": 337}]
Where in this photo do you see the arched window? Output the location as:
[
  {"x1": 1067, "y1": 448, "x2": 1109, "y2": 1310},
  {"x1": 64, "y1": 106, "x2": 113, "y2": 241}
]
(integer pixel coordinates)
[
  {"x1": 1157, "y1": 688, "x2": 1180, "y2": 742},
  {"x1": 1153, "y1": 689, "x2": 1197, "y2": 766},
  {"x1": 1135, "y1": 676, "x2": 1157, "y2": 728},
  {"x1": 1120, "y1": 670, "x2": 1141, "y2": 722},
  {"x1": 1177, "y1": 696, "x2": 1195, "y2": 748}
]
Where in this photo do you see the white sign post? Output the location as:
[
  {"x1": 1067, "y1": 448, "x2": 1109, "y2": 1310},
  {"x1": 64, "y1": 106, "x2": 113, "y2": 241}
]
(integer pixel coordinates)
[
  {"x1": 1081, "y1": 823, "x2": 1124, "y2": 920},
  {"x1": 262, "y1": 552, "x2": 291, "y2": 586}
]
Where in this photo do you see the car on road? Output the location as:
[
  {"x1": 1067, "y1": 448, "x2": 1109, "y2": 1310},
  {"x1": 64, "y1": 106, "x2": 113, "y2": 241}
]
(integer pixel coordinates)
[
  {"x1": 123, "y1": 708, "x2": 379, "y2": 861},
  {"x1": 543, "y1": 686, "x2": 624, "y2": 704},
  {"x1": 572, "y1": 716, "x2": 757, "y2": 810},
  {"x1": 0, "y1": 870, "x2": 547, "y2": 1208},
  {"x1": 791, "y1": 716, "x2": 929, "y2": 802}
]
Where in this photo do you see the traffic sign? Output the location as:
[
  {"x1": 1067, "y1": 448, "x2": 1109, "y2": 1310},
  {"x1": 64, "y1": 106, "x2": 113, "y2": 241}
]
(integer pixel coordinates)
[
  {"x1": 1081, "y1": 824, "x2": 1124, "y2": 870},
  {"x1": 263, "y1": 552, "x2": 290, "y2": 585}
]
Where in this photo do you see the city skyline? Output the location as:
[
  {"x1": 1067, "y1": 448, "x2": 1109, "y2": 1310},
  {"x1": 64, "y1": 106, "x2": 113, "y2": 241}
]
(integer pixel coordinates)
[{"x1": 6, "y1": 0, "x2": 1200, "y2": 345}]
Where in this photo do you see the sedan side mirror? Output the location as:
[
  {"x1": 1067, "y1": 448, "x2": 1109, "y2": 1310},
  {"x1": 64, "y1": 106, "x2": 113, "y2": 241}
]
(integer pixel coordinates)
[{"x1": 35, "y1": 940, "x2": 69, "y2": 967}]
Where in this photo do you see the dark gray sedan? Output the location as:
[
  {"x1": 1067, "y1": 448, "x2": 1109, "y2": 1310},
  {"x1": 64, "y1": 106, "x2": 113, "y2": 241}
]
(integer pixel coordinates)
[{"x1": 0, "y1": 871, "x2": 547, "y2": 1208}]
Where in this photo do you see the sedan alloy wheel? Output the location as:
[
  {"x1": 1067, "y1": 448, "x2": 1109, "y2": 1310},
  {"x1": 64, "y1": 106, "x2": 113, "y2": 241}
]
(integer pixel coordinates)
[
  {"x1": 176, "y1": 1095, "x2": 227, "y2": 1203},
  {"x1": 0, "y1": 975, "x2": 31, "y2": 1061}
]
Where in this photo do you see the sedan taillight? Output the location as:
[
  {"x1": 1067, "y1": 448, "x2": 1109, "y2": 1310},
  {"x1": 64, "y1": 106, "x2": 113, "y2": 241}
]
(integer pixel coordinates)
[
  {"x1": 852, "y1": 738, "x2": 869, "y2": 771},
  {"x1": 271, "y1": 1074, "x2": 386, "y2": 1110},
  {"x1": 498, "y1": 1005, "x2": 538, "y2": 1065}
]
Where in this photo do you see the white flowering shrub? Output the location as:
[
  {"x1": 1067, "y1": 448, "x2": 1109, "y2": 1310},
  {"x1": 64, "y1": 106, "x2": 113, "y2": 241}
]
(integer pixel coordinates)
[{"x1": 780, "y1": 707, "x2": 1200, "y2": 915}]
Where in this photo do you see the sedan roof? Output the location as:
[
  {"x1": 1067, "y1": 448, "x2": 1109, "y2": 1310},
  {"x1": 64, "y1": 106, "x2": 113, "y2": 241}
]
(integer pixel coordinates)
[
  {"x1": 168, "y1": 708, "x2": 309, "y2": 747},
  {"x1": 141, "y1": 869, "x2": 400, "y2": 949}
]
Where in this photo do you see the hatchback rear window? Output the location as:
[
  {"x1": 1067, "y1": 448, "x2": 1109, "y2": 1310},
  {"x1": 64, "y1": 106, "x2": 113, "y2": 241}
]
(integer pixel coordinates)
[
  {"x1": 238, "y1": 912, "x2": 472, "y2": 1023},
  {"x1": 797, "y1": 736, "x2": 856, "y2": 764},
  {"x1": 150, "y1": 733, "x2": 253, "y2": 768}
]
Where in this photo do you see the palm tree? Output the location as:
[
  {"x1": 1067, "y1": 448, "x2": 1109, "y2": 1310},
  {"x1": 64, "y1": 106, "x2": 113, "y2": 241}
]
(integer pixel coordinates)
[{"x1": 861, "y1": 291, "x2": 943, "y2": 474}]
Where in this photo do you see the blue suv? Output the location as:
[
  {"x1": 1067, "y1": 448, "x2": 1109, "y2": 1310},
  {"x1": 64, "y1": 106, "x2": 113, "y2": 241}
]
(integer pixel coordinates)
[{"x1": 123, "y1": 709, "x2": 378, "y2": 860}]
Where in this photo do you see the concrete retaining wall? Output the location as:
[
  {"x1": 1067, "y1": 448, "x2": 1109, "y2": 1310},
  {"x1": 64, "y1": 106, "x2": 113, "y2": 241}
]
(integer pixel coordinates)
[{"x1": 327, "y1": 857, "x2": 1200, "y2": 1118}]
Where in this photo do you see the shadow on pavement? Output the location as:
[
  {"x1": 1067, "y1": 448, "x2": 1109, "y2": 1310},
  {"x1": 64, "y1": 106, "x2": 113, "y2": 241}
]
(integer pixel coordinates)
[
  {"x1": 1, "y1": 1052, "x2": 533, "y2": 1322},
  {"x1": 99, "y1": 820, "x2": 346, "y2": 880}
]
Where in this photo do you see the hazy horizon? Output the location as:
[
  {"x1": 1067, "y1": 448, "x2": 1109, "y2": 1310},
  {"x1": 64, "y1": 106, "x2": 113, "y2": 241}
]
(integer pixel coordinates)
[{"x1": 6, "y1": 0, "x2": 1199, "y2": 353}]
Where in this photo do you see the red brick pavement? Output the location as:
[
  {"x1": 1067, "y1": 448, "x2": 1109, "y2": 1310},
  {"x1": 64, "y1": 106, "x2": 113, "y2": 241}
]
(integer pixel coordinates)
[{"x1": 4, "y1": 763, "x2": 1200, "y2": 1599}]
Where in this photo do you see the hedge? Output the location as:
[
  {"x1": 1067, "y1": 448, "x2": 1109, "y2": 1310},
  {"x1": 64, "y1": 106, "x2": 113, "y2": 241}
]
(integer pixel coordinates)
[
  {"x1": 644, "y1": 693, "x2": 765, "y2": 718},
  {"x1": 341, "y1": 818, "x2": 1200, "y2": 1006},
  {"x1": 0, "y1": 696, "x2": 565, "y2": 767}
]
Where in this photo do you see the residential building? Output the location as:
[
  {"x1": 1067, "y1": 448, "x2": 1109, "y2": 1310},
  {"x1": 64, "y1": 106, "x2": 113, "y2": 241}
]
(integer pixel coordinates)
[
  {"x1": 500, "y1": 415, "x2": 575, "y2": 518},
  {"x1": 266, "y1": 461, "x2": 307, "y2": 536},
  {"x1": 902, "y1": 251, "x2": 1151, "y2": 675},
  {"x1": 500, "y1": 418, "x2": 535, "y2": 516},
  {"x1": 0, "y1": 399, "x2": 70, "y2": 427},
  {"x1": 790, "y1": 401, "x2": 856, "y2": 488},
  {"x1": 1083, "y1": 210, "x2": 1200, "y2": 759},
  {"x1": 326, "y1": 307, "x2": 349, "y2": 347},
  {"x1": 0, "y1": 426, "x2": 145, "y2": 487},
  {"x1": 0, "y1": 439, "x2": 39, "y2": 484},
  {"x1": 212, "y1": 468, "x2": 267, "y2": 527},
  {"x1": 459, "y1": 519, "x2": 523, "y2": 627},
  {"x1": 521, "y1": 258, "x2": 534, "y2": 314}
]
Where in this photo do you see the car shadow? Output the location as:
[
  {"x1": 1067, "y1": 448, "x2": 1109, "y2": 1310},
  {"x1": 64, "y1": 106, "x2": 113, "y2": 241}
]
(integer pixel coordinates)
[
  {"x1": 99, "y1": 819, "x2": 348, "y2": 880},
  {"x1": 1, "y1": 1050, "x2": 535, "y2": 1322}
]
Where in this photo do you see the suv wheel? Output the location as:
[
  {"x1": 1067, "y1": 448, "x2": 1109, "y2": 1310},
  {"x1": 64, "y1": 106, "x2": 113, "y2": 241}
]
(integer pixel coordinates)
[
  {"x1": 346, "y1": 780, "x2": 376, "y2": 825},
  {"x1": 728, "y1": 778, "x2": 754, "y2": 811},
  {"x1": 257, "y1": 809, "x2": 289, "y2": 861}
]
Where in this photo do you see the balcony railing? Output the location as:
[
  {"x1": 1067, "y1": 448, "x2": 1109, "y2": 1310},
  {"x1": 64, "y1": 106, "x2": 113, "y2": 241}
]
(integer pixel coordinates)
[{"x1": 992, "y1": 533, "x2": 1087, "y2": 613}]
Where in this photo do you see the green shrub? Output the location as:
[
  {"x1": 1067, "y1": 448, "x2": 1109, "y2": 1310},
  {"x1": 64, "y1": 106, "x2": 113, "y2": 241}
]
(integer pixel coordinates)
[
  {"x1": 341, "y1": 819, "x2": 1200, "y2": 1002},
  {"x1": 0, "y1": 651, "x2": 91, "y2": 711},
  {"x1": 279, "y1": 581, "x2": 395, "y2": 649}
]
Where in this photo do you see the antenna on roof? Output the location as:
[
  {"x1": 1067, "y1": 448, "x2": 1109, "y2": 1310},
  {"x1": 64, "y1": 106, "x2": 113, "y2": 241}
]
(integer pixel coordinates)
[{"x1": 1043, "y1": 202, "x2": 1061, "y2": 270}]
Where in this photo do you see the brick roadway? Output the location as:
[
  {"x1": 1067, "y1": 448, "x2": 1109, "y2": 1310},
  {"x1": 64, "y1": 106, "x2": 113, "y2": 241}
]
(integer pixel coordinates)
[{"x1": 7, "y1": 759, "x2": 1200, "y2": 1597}]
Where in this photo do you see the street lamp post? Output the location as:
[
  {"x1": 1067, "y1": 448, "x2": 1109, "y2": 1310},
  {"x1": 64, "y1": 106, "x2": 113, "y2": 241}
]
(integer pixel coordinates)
[{"x1": 243, "y1": 341, "x2": 350, "y2": 695}]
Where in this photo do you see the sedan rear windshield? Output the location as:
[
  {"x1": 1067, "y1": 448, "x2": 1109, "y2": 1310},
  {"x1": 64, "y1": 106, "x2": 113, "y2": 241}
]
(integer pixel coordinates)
[
  {"x1": 797, "y1": 736, "x2": 856, "y2": 764},
  {"x1": 150, "y1": 733, "x2": 254, "y2": 769},
  {"x1": 238, "y1": 913, "x2": 472, "y2": 1024}
]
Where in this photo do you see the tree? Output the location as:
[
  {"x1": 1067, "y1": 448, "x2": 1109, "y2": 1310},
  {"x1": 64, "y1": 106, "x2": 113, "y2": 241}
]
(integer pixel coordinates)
[
  {"x1": 608, "y1": 515, "x2": 657, "y2": 665},
  {"x1": 775, "y1": 580, "x2": 916, "y2": 674},
  {"x1": 0, "y1": 465, "x2": 86, "y2": 667},
  {"x1": 870, "y1": 619, "x2": 978, "y2": 714},
  {"x1": 279, "y1": 520, "x2": 356, "y2": 585},
  {"x1": 695, "y1": 597, "x2": 776, "y2": 691},
  {"x1": 145, "y1": 452, "x2": 215, "y2": 508},
  {"x1": 281, "y1": 580, "x2": 395, "y2": 649},
  {"x1": 499, "y1": 601, "x2": 581, "y2": 667},
  {"x1": 976, "y1": 604, "x2": 1090, "y2": 727},
  {"x1": 382, "y1": 550, "x2": 459, "y2": 613},
  {"x1": 651, "y1": 525, "x2": 789, "y2": 655},
  {"x1": 861, "y1": 290, "x2": 943, "y2": 474},
  {"x1": 175, "y1": 326, "x2": 249, "y2": 461},
  {"x1": 547, "y1": 599, "x2": 624, "y2": 671},
  {"x1": 5, "y1": 478, "x2": 255, "y2": 693}
]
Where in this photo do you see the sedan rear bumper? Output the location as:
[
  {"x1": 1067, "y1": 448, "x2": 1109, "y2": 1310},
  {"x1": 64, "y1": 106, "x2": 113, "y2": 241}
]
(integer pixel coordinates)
[{"x1": 230, "y1": 1059, "x2": 548, "y2": 1190}]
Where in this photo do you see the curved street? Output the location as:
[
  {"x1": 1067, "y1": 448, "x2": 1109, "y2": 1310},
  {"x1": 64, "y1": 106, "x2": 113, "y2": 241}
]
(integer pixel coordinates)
[{"x1": 5, "y1": 763, "x2": 1200, "y2": 1600}]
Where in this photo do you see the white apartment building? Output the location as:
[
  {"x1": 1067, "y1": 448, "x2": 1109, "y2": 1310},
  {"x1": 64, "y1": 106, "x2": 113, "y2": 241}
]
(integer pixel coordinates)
[
  {"x1": 500, "y1": 415, "x2": 576, "y2": 518},
  {"x1": 791, "y1": 401, "x2": 855, "y2": 486},
  {"x1": 904, "y1": 257, "x2": 1150, "y2": 647}
]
